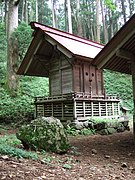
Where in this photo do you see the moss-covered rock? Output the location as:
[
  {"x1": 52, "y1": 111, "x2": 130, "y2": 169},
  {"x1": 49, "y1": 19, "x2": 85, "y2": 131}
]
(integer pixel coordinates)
[{"x1": 16, "y1": 117, "x2": 70, "y2": 153}]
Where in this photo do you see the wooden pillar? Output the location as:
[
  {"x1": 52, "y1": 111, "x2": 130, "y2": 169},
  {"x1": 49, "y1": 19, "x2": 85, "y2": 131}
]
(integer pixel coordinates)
[
  {"x1": 83, "y1": 101, "x2": 85, "y2": 117},
  {"x1": 131, "y1": 60, "x2": 135, "y2": 142},
  {"x1": 91, "y1": 102, "x2": 93, "y2": 116},
  {"x1": 61, "y1": 102, "x2": 64, "y2": 120},
  {"x1": 74, "y1": 100, "x2": 77, "y2": 120},
  {"x1": 105, "y1": 102, "x2": 108, "y2": 116},
  {"x1": 99, "y1": 102, "x2": 101, "y2": 116},
  {"x1": 112, "y1": 102, "x2": 114, "y2": 116}
]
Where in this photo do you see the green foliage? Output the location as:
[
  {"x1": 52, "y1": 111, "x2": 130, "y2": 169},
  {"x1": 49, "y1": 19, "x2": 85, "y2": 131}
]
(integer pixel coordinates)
[
  {"x1": 0, "y1": 87, "x2": 34, "y2": 123},
  {"x1": 65, "y1": 126, "x2": 79, "y2": 136},
  {"x1": 66, "y1": 126, "x2": 95, "y2": 136},
  {"x1": 12, "y1": 22, "x2": 32, "y2": 64},
  {"x1": 0, "y1": 134, "x2": 21, "y2": 146},
  {"x1": 0, "y1": 23, "x2": 6, "y2": 79},
  {"x1": 104, "y1": 70, "x2": 133, "y2": 112},
  {"x1": 0, "y1": 22, "x2": 49, "y2": 123},
  {"x1": 0, "y1": 134, "x2": 38, "y2": 159},
  {"x1": 79, "y1": 128, "x2": 95, "y2": 135},
  {"x1": 0, "y1": 144, "x2": 38, "y2": 159},
  {"x1": 89, "y1": 117, "x2": 114, "y2": 123},
  {"x1": 63, "y1": 163, "x2": 72, "y2": 169},
  {"x1": 20, "y1": 76, "x2": 49, "y2": 97},
  {"x1": 104, "y1": 0, "x2": 116, "y2": 11},
  {"x1": 16, "y1": 117, "x2": 70, "y2": 153}
]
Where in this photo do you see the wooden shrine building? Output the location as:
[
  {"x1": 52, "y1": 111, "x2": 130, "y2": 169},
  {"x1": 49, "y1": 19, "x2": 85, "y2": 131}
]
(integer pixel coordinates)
[{"x1": 17, "y1": 22, "x2": 120, "y2": 123}]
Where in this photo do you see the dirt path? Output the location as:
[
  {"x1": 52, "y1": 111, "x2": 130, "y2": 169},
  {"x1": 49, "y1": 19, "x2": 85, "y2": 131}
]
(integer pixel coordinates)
[{"x1": 0, "y1": 131, "x2": 135, "y2": 180}]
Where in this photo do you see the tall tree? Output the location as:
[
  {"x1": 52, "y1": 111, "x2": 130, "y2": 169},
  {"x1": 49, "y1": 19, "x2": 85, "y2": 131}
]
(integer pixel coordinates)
[
  {"x1": 21, "y1": 0, "x2": 25, "y2": 21},
  {"x1": 51, "y1": 0, "x2": 57, "y2": 28},
  {"x1": 6, "y1": 0, "x2": 20, "y2": 96},
  {"x1": 100, "y1": 0, "x2": 108, "y2": 43},
  {"x1": 120, "y1": 0, "x2": 127, "y2": 23},
  {"x1": 35, "y1": 0, "x2": 38, "y2": 22},
  {"x1": 96, "y1": 0, "x2": 100, "y2": 42},
  {"x1": 67, "y1": 0, "x2": 72, "y2": 33},
  {"x1": 76, "y1": 0, "x2": 83, "y2": 37}
]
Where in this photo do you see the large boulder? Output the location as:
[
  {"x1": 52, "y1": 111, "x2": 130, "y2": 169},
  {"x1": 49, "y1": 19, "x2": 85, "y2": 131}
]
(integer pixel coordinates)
[{"x1": 16, "y1": 117, "x2": 69, "y2": 153}]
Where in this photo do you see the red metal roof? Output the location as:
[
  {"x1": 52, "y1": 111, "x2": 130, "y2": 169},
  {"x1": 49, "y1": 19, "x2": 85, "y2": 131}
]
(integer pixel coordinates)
[
  {"x1": 17, "y1": 22, "x2": 104, "y2": 76},
  {"x1": 31, "y1": 22, "x2": 104, "y2": 59}
]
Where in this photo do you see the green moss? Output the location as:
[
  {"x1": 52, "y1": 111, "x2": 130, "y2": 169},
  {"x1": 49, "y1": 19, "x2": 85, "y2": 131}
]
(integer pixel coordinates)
[{"x1": 16, "y1": 117, "x2": 70, "y2": 153}]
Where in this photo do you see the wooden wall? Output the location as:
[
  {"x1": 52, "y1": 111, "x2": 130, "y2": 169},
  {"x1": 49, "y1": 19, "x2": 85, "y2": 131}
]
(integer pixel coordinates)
[
  {"x1": 73, "y1": 60, "x2": 104, "y2": 96},
  {"x1": 49, "y1": 53, "x2": 72, "y2": 96},
  {"x1": 49, "y1": 53, "x2": 104, "y2": 96}
]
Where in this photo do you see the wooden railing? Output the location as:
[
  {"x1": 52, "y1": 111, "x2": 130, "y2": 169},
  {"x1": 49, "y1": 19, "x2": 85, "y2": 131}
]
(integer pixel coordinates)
[{"x1": 34, "y1": 92, "x2": 119, "y2": 103}]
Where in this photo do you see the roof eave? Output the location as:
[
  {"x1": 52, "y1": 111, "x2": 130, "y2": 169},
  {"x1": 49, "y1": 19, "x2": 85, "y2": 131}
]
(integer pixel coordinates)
[{"x1": 93, "y1": 14, "x2": 135, "y2": 74}]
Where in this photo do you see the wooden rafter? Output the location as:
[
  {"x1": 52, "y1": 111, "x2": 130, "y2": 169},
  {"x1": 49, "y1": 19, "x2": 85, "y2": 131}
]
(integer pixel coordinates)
[{"x1": 116, "y1": 49, "x2": 135, "y2": 60}]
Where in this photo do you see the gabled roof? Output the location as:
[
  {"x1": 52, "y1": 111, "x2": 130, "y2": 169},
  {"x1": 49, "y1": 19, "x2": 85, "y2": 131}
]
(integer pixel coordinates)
[
  {"x1": 31, "y1": 22, "x2": 103, "y2": 58},
  {"x1": 93, "y1": 14, "x2": 135, "y2": 75},
  {"x1": 17, "y1": 22, "x2": 103, "y2": 77}
]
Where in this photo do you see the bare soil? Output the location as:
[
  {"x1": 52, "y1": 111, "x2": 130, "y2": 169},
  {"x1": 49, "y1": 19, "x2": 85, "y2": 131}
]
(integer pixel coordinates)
[{"x1": 0, "y1": 130, "x2": 135, "y2": 180}]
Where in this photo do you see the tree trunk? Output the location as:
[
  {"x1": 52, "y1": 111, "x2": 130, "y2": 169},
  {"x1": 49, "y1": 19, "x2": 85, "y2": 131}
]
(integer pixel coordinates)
[
  {"x1": 120, "y1": 0, "x2": 126, "y2": 23},
  {"x1": 64, "y1": 0, "x2": 68, "y2": 32},
  {"x1": 100, "y1": 0, "x2": 108, "y2": 43},
  {"x1": 5, "y1": 0, "x2": 8, "y2": 34},
  {"x1": 6, "y1": 0, "x2": 19, "y2": 96},
  {"x1": 25, "y1": 0, "x2": 28, "y2": 24},
  {"x1": 96, "y1": 0, "x2": 100, "y2": 43},
  {"x1": 108, "y1": 9, "x2": 113, "y2": 39},
  {"x1": 51, "y1": 0, "x2": 57, "y2": 28},
  {"x1": 67, "y1": 0, "x2": 72, "y2": 33},
  {"x1": 1, "y1": 1, "x2": 4, "y2": 23},
  {"x1": 21, "y1": 0, "x2": 25, "y2": 21},
  {"x1": 35, "y1": 0, "x2": 38, "y2": 22},
  {"x1": 76, "y1": 0, "x2": 83, "y2": 37},
  {"x1": 128, "y1": 0, "x2": 134, "y2": 17}
]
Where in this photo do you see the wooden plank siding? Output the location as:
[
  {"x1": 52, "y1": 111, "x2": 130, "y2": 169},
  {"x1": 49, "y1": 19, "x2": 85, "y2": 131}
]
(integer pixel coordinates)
[
  {"x1": 49, "y1": 53, "x2": 72, "y2": 96},
  {"x1": 35, "y1": 95, "x2": 120, "y2": 122},
  {"x1": 73, "y1": 60, "x2": 104, "y2": 97}
]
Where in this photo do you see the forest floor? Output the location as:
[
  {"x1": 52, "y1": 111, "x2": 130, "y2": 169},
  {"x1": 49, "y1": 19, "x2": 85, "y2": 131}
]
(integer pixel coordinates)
[{"x1": 0, "y1": 126, "x2": 135, "y2": 179}]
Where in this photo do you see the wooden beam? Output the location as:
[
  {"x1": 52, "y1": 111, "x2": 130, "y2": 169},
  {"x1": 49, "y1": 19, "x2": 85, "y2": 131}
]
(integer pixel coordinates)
[
  {"x1": 24, "y1": 39, "x2": 42, "y2": 74},
  {"x1": 97, "y1": 29, "x2": 135, "y2": 69},
  {"x1": 34, "y1": 54, "x2": 51, "y2": 61},
  {"x1": 131, "y1": 60, "x2": 135, "y2": 142},
  {"x1": 116, "y1": 49, "x2": 135, "y2": 60},
  {"x1": 45, "y1": 35, "x2": 73, "y2": 59}
]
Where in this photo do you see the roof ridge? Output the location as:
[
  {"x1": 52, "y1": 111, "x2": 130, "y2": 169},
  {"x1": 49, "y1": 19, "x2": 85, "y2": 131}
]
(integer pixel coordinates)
[{"x1": 30, "y1": 22, "x2": 104, "y2": 49}]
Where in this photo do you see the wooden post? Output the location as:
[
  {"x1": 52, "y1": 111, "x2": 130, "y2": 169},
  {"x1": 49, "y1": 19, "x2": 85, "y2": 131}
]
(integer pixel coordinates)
[
  {"x1": 43, "y1": 104, "x2": 45, "y2": 117},
  {"x1": 91, "y1": 102, "x2": 93, "y2": 116},
  {"x1": 83, "y1": 101, "x2": 85, "y2": 117},
  {"x1": 74, "y1": 100, "x2": 77, "y2": 120},
  {"x1": 51, "y1": 103, "x2": 54, "y2": 116},
  {"x1": 99, "y1": 102, "x2": 101, "y2": 116},
  {"x1": 118, "y1": 102, "x2": 120, "y2": 116},
  {"x1": 105, "y1": 102, "x2": 108, "y2": 116},
  {"x1": 61, "y1": 102, "x2": 64, "y2": 120},
  {"x1": 112, "y1": 102, "x2": 114, "y2": 116},
  {"x1": 131, "y1": 60, "x2": 135, "y2": 142}
]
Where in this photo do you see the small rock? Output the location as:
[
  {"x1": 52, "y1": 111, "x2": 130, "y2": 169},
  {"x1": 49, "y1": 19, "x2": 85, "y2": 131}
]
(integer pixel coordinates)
[
  {"x1": 128, "y1": 166, "x2": 134, "y2": 170},
  {"x1": 79, "y1": 178, "x2": 86, "y2": 180},
  {"x1": 111, "y1": 159, "x2": 119, "y2": 163},
  {"x1": 104, "y1": 155, "x2": 110, "y2": 159},
  {"x1": 128, "y1": 153, "x2": 132, "y2": 156},
  {"x1": 1, "y1": 155, "x2": 9, "y2": 160},
  {"x1": 91, "y1": 149, "x2": 97, "y2": 154},
  {"x1": 121, "y1": 162, "x2": 128, "y2": 168}
]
